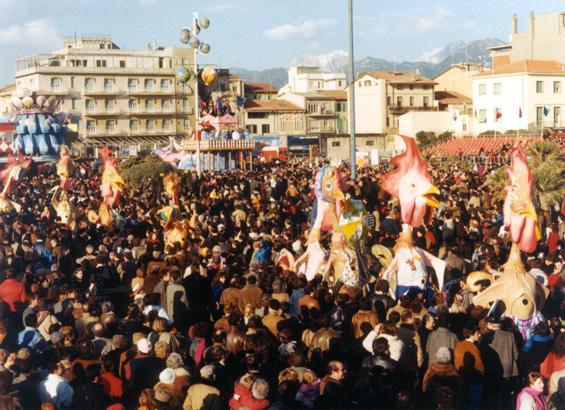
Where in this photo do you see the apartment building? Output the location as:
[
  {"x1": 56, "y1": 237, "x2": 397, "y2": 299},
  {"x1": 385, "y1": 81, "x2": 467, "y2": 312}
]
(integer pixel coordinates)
[
  {"x1": 352, "y1": 71, "x2": 438, "y2": 135},
  {"x1": 14, "y1": 35, "x2": 195, "y2": 149},
  {"x1": 0, "y1": 84, "x2": 15, "y2": 117},
  {"x1": 433, "y1": 62, "x2": 484, "y2": 98},
  {"x1": 278, "y1": 66, "x2": 346, "y2": 95},
  {"x1": 472, "y1": 59, "x2": 565, "y2": 134},
  {"x1": 244, "y1": 83, "x2": 278, "y2": 100},
  {"x1": 489, "y1": 12, "x2": 565, "y2": 69}
]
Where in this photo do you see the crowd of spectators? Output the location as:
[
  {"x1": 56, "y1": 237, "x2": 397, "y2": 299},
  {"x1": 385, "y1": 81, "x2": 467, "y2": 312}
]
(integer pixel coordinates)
[{"x1": 0, "y1": 156, "x2": 562, "y2": 410}]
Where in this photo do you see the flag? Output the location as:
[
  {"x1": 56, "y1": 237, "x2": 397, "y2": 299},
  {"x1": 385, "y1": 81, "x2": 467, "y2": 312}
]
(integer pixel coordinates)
[
  {"x1": 236, "y1": 96, "x2": 247, "y2": 108},
  {"x1": 452, "y1": 109, "x2": 459, "y2": 122},
  {"x1": 215, "y1": 96, "x2": 223, "y2": 114},
  {"x1": 518, "y1": 106, "x2": 522, "y2": 118},
  {"x1": 543, "y1": 106, "x2": 550, "y2": 117},
  {"x1": 495, "y1": 108, "x2": 502, "y2": 121}
]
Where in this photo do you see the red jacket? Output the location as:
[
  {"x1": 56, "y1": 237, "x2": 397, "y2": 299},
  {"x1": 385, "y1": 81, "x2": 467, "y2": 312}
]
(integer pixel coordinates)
[
  {"x1": 0, "y1": 278, "x2": 26, "y2": 312},
  {"x1": 100, "y1": 371, "x2": 123, "y2": 399},
  {"x1": 229, "y1": 385, "x2": 269, "y2": 410}
]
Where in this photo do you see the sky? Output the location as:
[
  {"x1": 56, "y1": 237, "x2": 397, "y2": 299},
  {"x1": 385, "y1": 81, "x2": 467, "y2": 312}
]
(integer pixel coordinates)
[{"x1": 0, "y1": 0, "x2": 562, "y2": 84}]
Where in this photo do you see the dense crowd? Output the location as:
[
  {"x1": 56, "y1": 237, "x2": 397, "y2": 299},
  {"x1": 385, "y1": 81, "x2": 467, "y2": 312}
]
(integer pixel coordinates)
[{"x1": 0, "y1": 156, "x2": 562, "y2": 410}]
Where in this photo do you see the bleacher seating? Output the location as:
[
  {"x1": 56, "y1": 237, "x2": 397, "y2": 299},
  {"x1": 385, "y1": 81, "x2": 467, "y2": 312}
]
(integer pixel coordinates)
[{"x1": 425, "y1": 136, "x2": 543, "y2": 157}]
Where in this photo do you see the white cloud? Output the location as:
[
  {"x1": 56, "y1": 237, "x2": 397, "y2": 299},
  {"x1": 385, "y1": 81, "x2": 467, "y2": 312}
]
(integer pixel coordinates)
[
  {"x1": 264, "y1": 19, "x2": 338, "y2": 41},
  {"x1": 0, "y1": 19, "x2": 59, "y2": 49},
  {"x1": 292, "y1": 50, "x2": 348, "y2": 72},
  {"x1": 419, "y1": 47, "x2": 443, "y2": 63}
]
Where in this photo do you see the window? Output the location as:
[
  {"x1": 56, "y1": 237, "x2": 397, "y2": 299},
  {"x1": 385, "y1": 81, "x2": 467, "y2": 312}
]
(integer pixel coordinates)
[
  {"x1": 261, "y1": 124, "x2": 270, "y2": 134},
  {"x1": 96, "y1": 59, "x2": 107, "y2": 68},
  {"x1": 160, "y1": 79, "x2": 170, "y2": 90},
  {"x1": 338, "y1": 80, "x2": 343, "y2": 87},
  {"x1": 409, "y1": 85, "x2": 414, "y2": 90},
  {"x1": 71, "y1": 98, "x2": 77, "y2": 110},
  {"x1": 129, "y1": 99, "x2": 138, "y2": 111},
  {"x1": 478, "y1": 109, "x2": 486, "y2": 123},
  {"x1": 70, "y1": 77, "x2": 75, "y2": 89},
  {"x1": 554, "y1": 81, "x2": 561, "y2": 93},
  {"x1": 423, "y1": 96, "x2": 429, "y2": 107},
  {"x1": 85, "y1": 99, "x2": 95, "y2": 112},
  {"x1": 478, "y1": 84, "x2": 486, "y2": 96},
  {"x1": 183, "y1": 119, "x2": 189, "y2": 131},
  {"x1": 105, "y1": 99, "x2": 114, "y2": 111},
  {"x1": 536, "y1": 106, "x2": 544, "y2": 127},
  {"x1": 397, "y1": 85, "x2": 404, "y2": 90},
  {"x1": 86, "y1": 120, "x2": 96, "y2": 132},
  {"x1": 331, "y1": 141, "x2": 340, "y2": 147},
  {"x1": 366, "y1": 140, "x2": 375, "y2": 146},
  {"x1": 128, "y1": 79, "x2": 137, "y2": 91},
  {"x1": 397, "y1": 96, "x2": 402, "y2": 107},
  {"x1": 106, "y1": 120, "x2": 115, "y2": 133},
  {"x1": 119, "y1": 60, "x2": 126, "y2": 68},
  {"x1": 50, "y1": 77, "x2": 62, "y2": 90},
  {"x1": 554, "y1": 106, "x2": 561, "y2": 127},
  {"x1": 409, "y1": 96, "x2": 414, "y2": 107},
  {"x1": 146, "y1": 120, "x2": 155, "y2": 131},
  {"x1": 129, "y1": 120, "x2": 138, "y2": 131},
  {"x1": 182, "y1": 99, "x2": 188, "y2": 112},
  {"x1": 144, "y1": 79, "x2": 153, "y2": 91},
  {"x1": 364, "y1": 80, "x2": 371, "y2": 87},
  {"x1": 163, "y1": 119, "x2": 172, "y2": 131},
  {"x1": 387, "y1": 96, "x2": 391, "y2": 106},
  {"x1": 246, "y1": 124, "x2": 257, "y2": 133},
  {"x1": 248, "y1": 112, "x2": 267, "y2": 119},
  {"x1": 536, "y1": 81, "x2": 544, "y2": 93},
  {"x1": 358, "y1": 81, "x2": 362, "y2": 87},
  {"x1": 104, "y1": 79, "x2": 114, "y2": 91},
  {"x1": 145, "y1": 99, "x2": 154, "y2": 111},
  {"x1": 279, "y1": 117, "x2": 285, "y2": 132},
  {"x1": 162, "y1": 99, "x2": 171, "y2": 111},
  {"x1": 85, "y1": 78, "x2": 94, "y2": 91},
  {"x1": 493, "y1": 82, "x2": 501, "y2": 95}
]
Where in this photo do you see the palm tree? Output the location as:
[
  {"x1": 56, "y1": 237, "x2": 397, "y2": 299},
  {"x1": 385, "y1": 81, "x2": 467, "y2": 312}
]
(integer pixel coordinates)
[
  {"x1": 486, "y1": 166, "x2": 507, "y2": 203},
  {"x1": 533, "y1": 162, "x2": 565, "y2": 210},
  {"x1": 526, "y1": 141, "x2": 562, "y2": 168}
]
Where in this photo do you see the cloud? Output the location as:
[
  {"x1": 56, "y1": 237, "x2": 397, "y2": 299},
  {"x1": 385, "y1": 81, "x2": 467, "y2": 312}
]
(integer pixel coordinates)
[
  {"x1": 0, "y1": 19, "x2": 59, "y2": 49},
  {"x1": 292, "y1": 50, "x2": 348, "y2": 72},
  {"x1": 264, "y1": 18, "x2": 338, "y2": 41},
  {"x1": 367, "y1": 7, "x2": 455, "y2": 34},
  {"x1": 419, "y1": 47, "x2": 443, "y2": 63},
  {"x1": 208, "y1": 3, "x2": 241, "y2": 12}
]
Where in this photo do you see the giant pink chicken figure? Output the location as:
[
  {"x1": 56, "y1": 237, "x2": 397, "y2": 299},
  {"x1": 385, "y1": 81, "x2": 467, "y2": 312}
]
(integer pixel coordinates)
[
  {"x1": 380, "y1": 136, "x2": 444, "y2": 300},
  {"x1": 474, "y1": 143, "x2": 547, "y2": 338}
]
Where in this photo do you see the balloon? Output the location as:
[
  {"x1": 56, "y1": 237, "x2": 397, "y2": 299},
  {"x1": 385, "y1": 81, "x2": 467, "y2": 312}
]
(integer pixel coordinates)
[
  {"x1": 176, "y1": 66, "x2": 193, "y2": 83},
  {"x1": 11, "y1": 96, "x2": 22, "y2": 108},
  {"x1": 22, "y1": 96, "x2": 33, "y2": 108},
  {"x1": 201, "y1": 66, "x2": 217, "y2": 85}
]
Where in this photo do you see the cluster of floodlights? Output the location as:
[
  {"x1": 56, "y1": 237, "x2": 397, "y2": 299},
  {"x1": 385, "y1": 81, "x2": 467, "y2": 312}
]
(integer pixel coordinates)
[{"x1": 179, "y1": 15, "x2": 210, "y2": 54}]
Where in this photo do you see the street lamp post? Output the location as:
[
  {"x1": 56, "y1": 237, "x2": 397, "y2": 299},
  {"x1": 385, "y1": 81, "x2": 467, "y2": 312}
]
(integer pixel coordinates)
[
  {"x1": 347, "y1": 0, "x2": 356, "y2": 180},
  {"x1": 180, "y1": 13, "x2": 210, "y2": 177}
]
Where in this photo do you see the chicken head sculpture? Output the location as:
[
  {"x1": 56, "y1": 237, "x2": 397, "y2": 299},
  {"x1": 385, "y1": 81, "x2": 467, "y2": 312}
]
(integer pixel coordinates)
[
  {"x1": 474, "y1": 143, "x2": 547, "y2": 330},
  {"x1": 308, "y1": 165, "x2": 345, "y2": 243},
  {"x1": 163, "y1": 172, "x2": 181, "y2": 207},
  {"x1": 379, "y1": 136, "x2": 444, "y2": 302},
  {"x1": 0, "y1": 155, "x2": 32, "y2": 213},
  {"x1": 56, "y1": 145, "x2": 73, "y2": 190}
]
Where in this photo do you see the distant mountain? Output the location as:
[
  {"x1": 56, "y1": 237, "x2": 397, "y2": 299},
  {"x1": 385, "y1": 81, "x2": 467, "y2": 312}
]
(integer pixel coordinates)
[{"x1": 231, "y1": 38, "x2": 505, "y2": 88}]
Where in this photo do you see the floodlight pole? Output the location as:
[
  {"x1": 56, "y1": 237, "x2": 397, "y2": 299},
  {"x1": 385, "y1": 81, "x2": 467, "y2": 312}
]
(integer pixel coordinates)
[
  {"x1": 347, "y1": 0, "x2": 356, "y2": 179},
  {"x1": 193, "y1": 15, "x2": 201, "y2": 177}
]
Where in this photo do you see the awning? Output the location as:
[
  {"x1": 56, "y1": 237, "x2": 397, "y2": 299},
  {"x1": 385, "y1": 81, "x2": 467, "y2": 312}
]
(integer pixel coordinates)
[{"x1": 81, "y1": 135, "x2": 174, "y2": 147}]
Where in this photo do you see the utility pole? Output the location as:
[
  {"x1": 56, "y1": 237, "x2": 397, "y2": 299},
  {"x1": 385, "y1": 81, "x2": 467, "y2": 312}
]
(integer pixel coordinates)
[{"x1": 347, "y1": 0, "x2": 356, "y2": 179}]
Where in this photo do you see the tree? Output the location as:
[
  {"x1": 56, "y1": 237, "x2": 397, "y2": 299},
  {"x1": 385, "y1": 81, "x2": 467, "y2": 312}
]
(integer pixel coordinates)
[{"x1": 118, "y1": 154, "x2": 174, "y2": 189}]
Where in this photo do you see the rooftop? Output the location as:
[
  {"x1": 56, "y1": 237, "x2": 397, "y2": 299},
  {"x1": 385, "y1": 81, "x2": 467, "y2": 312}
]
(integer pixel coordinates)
[
  {"x1": 476, "y1": 59, "x2": 565, "y2": 76},
  {"x1": 361, "y1": 71, "x2": 437, "y2": 84},
  {"x1": 434, "y1": 90, "x2": 472, "y2": 105},
  {"x1": 318, "y1": 90, "x2": 347, "y2": 100},
  {"x1": 244, "y1": 83, "x2": 278, "y2": 94},
  {"x1": 244, "y1": 99, "x2": 303, "y2": 112}
]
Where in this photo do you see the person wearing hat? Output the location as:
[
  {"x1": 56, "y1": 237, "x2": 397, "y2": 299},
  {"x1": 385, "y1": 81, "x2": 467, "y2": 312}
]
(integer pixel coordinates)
[
  {"x1": 124, "y1": 338, "x2": 164, "y2": 404},
  {"x1": 183, "y1": 365, "x2": 220, "y2": 410},
  {"x1": 153, "y1": 368, "x2": 183, "y2": 409}
]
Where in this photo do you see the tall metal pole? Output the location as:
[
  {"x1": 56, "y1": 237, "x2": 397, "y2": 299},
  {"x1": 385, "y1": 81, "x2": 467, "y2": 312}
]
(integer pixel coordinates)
[
  {"x1": 193, "y1": 16, "x2": 201, "y2": 177},
  {"x1": 347, "y1": 0, "x2": 356, "y2": 180}
]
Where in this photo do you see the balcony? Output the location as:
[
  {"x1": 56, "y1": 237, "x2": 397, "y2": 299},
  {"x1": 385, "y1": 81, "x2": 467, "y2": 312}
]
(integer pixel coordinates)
[
  {"x1": 36, "y1": 88, "x2": 69, "y2": 96},
  {"x1": 388, "y1": 105, "x2": 438, "y2": 114},
  {"x1": 129, "y1": 108, "x2": 179, "y2": 116},
  {"x1": 84, "y1": 109, "x2": 124, "y2": 117},
  {"x1": 183, "y1": 139, "x2": 254, "y2": 152},
  {"x1": 307, "y1": 126, "x2": 336, "y2": 134},
  {"x1": 127, "y1": 88, "x2": 174, "y2": 96},
  {"x1": 83, "y1": 88, "x2": 120, "y2": 96},
  {"x1": 307, "y1": 109, "x2": 336, "y2": 117}
]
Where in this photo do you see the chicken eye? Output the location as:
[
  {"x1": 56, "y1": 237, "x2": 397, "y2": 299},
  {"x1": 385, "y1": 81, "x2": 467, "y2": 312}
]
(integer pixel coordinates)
[
  {"x1": 325, "y1": 183, "x2": 332, "y2": 190},
  {"x1": 410, "y1": 183, "x2": 416, "y2": 189}
]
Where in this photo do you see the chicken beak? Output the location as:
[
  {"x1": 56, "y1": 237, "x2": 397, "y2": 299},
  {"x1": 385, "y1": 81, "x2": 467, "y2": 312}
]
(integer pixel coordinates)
[
  {"x1": 335, "y1": 189, "x2": 346, "y2": 203},
  {"x1": 423, "y1": 185, "x2": 440, "y2": 208}
]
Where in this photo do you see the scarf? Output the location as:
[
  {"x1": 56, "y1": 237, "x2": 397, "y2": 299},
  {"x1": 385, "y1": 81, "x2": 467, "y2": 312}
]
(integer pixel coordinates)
[{"x1": 516, "y1": 387, "x2": 546, "y2": 410}]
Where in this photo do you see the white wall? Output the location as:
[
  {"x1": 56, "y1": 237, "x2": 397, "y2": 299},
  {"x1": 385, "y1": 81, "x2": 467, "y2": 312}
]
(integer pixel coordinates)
[
  {"x1": 352, "y1": 75, "x2": 386, "y2": 134},
  {"x1": 399, "y1": 111, "x2": 454, "y2": 137},
  {"x1": 473, "y1": 73, "x2": 565, "y2": 134}
]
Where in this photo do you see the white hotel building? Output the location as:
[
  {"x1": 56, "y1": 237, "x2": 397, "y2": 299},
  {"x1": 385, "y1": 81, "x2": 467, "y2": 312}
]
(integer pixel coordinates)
[{"x1": 472, "y1": 60, "x2": 565, "y2": 134}]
